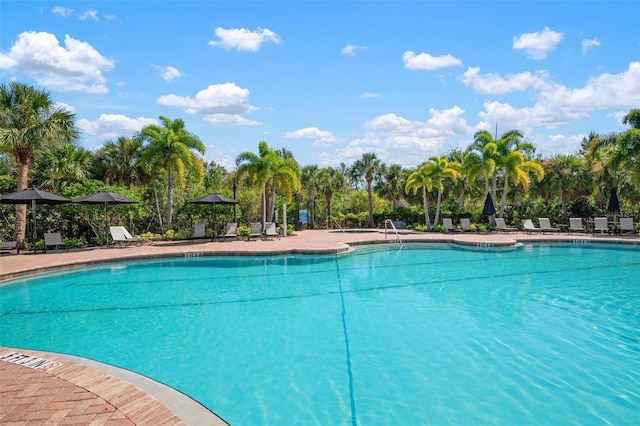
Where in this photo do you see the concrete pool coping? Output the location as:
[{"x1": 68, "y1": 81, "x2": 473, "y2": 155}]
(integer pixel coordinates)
[{"x1": 1, "y1": 229, "x2": 638, "y2": 424}]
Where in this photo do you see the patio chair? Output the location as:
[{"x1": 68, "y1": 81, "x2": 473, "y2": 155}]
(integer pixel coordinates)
[
  {"x1": 263, "y1": 222, "x2": 280, "y2": 239},
  {"x1": 593, "y1": 217, "x2": 609, "y2": 235},
  {"x1": 442, "y1": 218, "x2": 456, "y2": 232},
  {"x1": 522, "y1": 219, "x2": 541, "y2": 233},
  {"x1": 110, "y1": 226, "x2": 143, "y2": 247},
  {"x1": 189, "y1": 223, "x2": 207, "y2": 242},
  {"x1": 538, "y1": 218, "x2": 559, "y2": 232},
  {"x1": 222, "y1": 222, "x2": 238, "y2": 241},
  {"x1": 248, "y1": 222, "x2": 262, "y2": 240},
  {"x1": 460, "y1": 218, "x2": 475, "y2": 232},
  {"x1": 495, "y1": 218, "x2": 516, "y2": 232},
  {"x1": 44, "y1": 232, "x2": 69, "y2": 253},
  {"x1": 0, "y1": 241, "x2": 19, "y2": 254},
  {"x1": 568, "y1": 218, "x2": 585, "y2": 233},
  {"x1": 619, "y1": 218, "x2": 637, "y2": 235}
]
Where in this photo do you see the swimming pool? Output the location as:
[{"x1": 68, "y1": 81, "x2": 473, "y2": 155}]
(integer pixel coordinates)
[{"x1": 1, "y1": 243, "x2": 639, "y2": 425}]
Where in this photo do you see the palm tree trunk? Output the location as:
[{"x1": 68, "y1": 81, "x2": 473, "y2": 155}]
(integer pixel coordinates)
[
  {"x1": 13, "y1": 162, "x2": 30, "y2": 244},
  {"x1": 153, "y1": 182, "x2": 164, "y2": 233},
  {"x1": 309, "y1": 195, "x2": 315, "y2": 229},
  {"x1": 491, "y1": 171, "x2": 498, "y2": 206},
  {"x1": 500, "y1": 176, "x2": 509, "y2": 217},
  {"x1": 423, "y1": 190, "x2": 432, "y2": 230},
  {"x1": 167, "y1": 169, "x2": 174, "y2": 226},
  {"x1": 434, "y1": 189, "x2": 442, "y2": 226},
  {"x1": 367, "y1": 181, "x2": 374, "y2": 227}
]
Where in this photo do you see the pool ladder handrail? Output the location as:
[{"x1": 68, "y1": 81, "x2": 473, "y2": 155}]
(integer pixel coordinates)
[
  {"x1": 384, "y1": 219, "x2": 403, "y2": 246},
  {"x1": 327, "y1": 216, "x2": 344, "y2": 232}
]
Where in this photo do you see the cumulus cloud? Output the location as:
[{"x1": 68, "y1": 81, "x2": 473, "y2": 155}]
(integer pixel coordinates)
[
  {"x1": 76, "y1": 114, "x2": 157, "y2": 140},
  {"x1": 157, "y1": 83, "x2": 260, "y2": 125},
  {"x1": 461, "y1": 66, "x2": 549, "y2": 95},
  {"x1": 208, "y1": 27, "x2": 281, "y2": 51},
  {"x1": 341, "y1": 44, "x2": 367, "y2": 56},
  {"x1": 513, "y1": 27, "x2": 563, "y2": 59},
  {"x1": 402, "y1": 51, "x2": 463, "y2": 70},
  {"x1": 582, "y1": 38, "x2": 601, "y2": 55},
  {"x1": 283, "y1": 127, "x2": 339, "y2": 147},
  {"x1": 156, "y1": 65, "x2": 184, "y2": 82},
  {"x1": 0, "y1": 31, "x2": 114, "y2": 93}
]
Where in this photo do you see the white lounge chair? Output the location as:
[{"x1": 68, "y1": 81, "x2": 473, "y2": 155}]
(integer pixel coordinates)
[
  {"x1": 248, "y1": 222, "x2": 262, "y2": 240},
  {"x1": 0, "y1": 241, "x2": 19, "y2": 254},
  {"x1": 495, "y1": 218, "x2": 516, "y2": 232},
  {"x1": 460, "y1": 218, "x2": 474, "y2": 232},
  {"x1": 568, "y1": 218, "x2": 585, "y2": 233},
  {"x1": 44, "y1": 232, "x2": 69, "y2": 253},
  {"x1": 538, "y1": 218, "x2": 559, "y2": 232},
  {"x1": 522, "y1": 219, "x2": 541, "y2": 233},
  {"x1": 189, "y1": 223, "x2": 207, "y2": 242},
  {"x1": 263, "y1": 222, "x2": 280, "y2": 239},
  {"x1": 442, "y1": 218, "x2": 455, "y2": 232},
  {"x1": 222, "y1": 222, "x2": 238, "y2": 241},
  {"x1": 619, "y1": 218, "x2": 637, "y2": 235},
  {"x1": 593, "y1": 217, "x2": 609, "y2": 235},
  {"x1": 110, "y1": 226, "x2": 143, "y2": 246}
]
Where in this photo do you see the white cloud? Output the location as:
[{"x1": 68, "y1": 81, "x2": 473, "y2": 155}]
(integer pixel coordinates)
[
  {"x1": 341, "y1": 44, "x2": 367, "y2": 56},
  {"x1": 582, "y1": 38, "x2": 601, "y2": 55},
  {"x1": 51, "y1": 6, "x2": 74, "y2": 18},
  {"x1": 461, "y1": 66, "x2": 549, "y2": 95},
  {"x1": 360, "y1": 92, "x2": 381, "y2": 98},
  {"x1": 76, "y1": 114, "x2": 157, "y2": 140},
  {"x1": 157, "y1": 83, "x2": 260, "y2": 125},
  {"x1": 402, "y1": 51, "x2": 463, "y2": 70},
  {"x1": 513, "y1": 27, "x2": 563, "y2": 60},
  {"x1": 0, "y1": 31, "x2": 114, "y2": 93},
  {"x1": 283, "y1": 127, "x2": 339, "y2": 147},
  {"x1": 156, "y1": 65, "x2": 184, "y2": 83},
  {"x1": 208, "y1": 27, "x2": 281, "y2": 52},
  {"x1": 79, "y1": 9, "x2": 99, "y2": 21}
]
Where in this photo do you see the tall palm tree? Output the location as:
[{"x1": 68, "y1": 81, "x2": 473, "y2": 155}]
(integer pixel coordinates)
[
  {"x1": 499, "y1": 150, "x2": 544, "y2": 216},
  {"x1": 351, "y1": 153, "x2": 383, "y2": 227},
  {"x1": 137, "y1": 116, "x2": 205, "y2": 226},
  {"x1": 0, "y1": 82, "x2": 77, "y2": 244},
  {"x1": 405, "y1": 166, "x2": 435, "y2": 230},
  {"x1": 301, "y1": 165, "x2": 320, "y2": 228},
  {"x1": 36, "y1": 143, "x2": 92, "y2": 192},
  {"x1": 318, "y1": 167, "x2": 346, "y2": 228},
  {"x1": 375, "y1": 164, "x2": 406, "y2": 210},
  {"x1": 540, "y1": 154, "x2": 586, "y2": 216},
  {"x1": 421, "y1": 156, "x2": 461, "y2": 226},
  {"x1": 97, "y1": 136, "x2": 144, "y2": 187}
]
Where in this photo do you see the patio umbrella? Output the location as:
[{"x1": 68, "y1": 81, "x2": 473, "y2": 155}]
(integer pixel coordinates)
[
  {"x1": 73, "y1": 190, "x2": 138, "y2": 246},
  {"x1": 607, "y1": 187, "x2": 620, "y2": 213},
  {"x1": 0, "y1": 187, "x2": 71, "y2": 241},
  {"x1": 482, "y1": 192, "x2": 496, "y2": 225},
  {"x1": 189, "y1": 192, "x2": 238, "y2": 230}
]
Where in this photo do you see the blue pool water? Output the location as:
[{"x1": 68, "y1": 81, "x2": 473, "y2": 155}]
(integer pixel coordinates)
[{"x1": 1, "y1": 243, "x2": 639, "y2": 425}]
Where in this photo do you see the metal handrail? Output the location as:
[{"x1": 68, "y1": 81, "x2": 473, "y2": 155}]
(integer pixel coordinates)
[
  {"x1": 327, "y1": 216, "x2": 344, "y2": 232},
  {"x1": 384, "y1": 219, "x2": 403, "y2": 246}
]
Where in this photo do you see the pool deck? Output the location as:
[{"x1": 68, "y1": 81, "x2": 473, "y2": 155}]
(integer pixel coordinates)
[{"x1": 1, "y1": 228, "x2": 638, "y2": 425}]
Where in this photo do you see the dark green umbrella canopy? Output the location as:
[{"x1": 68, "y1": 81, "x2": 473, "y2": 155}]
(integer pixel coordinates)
[
  {"x1": 0, "y1": 187, "x2": 72, "y2": 241},
  {"x1": 607, "y1": 187, "x2": 620, "y2": 213},
  {"x1": 482, "y1": 192, "x2": 496, "y2": 216},
  {"x1": 73, "y1": 190, "x2": 138, "y2": 246},
  {"x1": 189, "y1": 193, "x2": 238, "y2": 205}
]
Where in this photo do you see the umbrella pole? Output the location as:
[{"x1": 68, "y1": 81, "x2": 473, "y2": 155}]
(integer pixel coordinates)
[
  {"x1": 32, "y1": 199, "x2": 37, "y2": 242},
  {"x1": 104, "y1": 203, "x2": 109, "y2": 247}
]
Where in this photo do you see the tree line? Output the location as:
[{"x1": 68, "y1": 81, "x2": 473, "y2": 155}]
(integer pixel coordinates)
[{"x1": 1, "y1": 81, "x2": 639, "y2": 246}]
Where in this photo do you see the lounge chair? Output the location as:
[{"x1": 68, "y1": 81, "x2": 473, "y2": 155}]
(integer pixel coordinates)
[
  {"x1": 44, "y1": 232, "x2": 69, "y2": 253},
  {"x1": 110, "y1": 226, "x2": 143, "y2": 246},
  {"x1": 522, "y1": 219, "x2": 541, "y2": 233},
  {"x1": 593, "y1": 217, "x2": 609, "y2": 235},
  {"x1": 189, "y1": 223, "x2": 207, "y2": 242},
  {"x1": 263, "y1": 222, "x2": 280, "y2": 239},
  {"x1": 460, "y1": 218, "x2": 474, "y2": 232},
  {"x1": 0, "y1": 241, "x2": 19, "y2": 254},
  {"x1": 568, "y1": 218, "x2": 585, "y2": 233},
  {"x1": 619, "y1": 218, "x2": 637, "y2": 235},
  {"x1": 495, "y1": 218, "x2": 516, "y2": 232},
  {"x1": 538, "y1": 218, "x2": 559, "y2": 232},
  {"x1": 222, "y1": 222, "x2": 238, "y2": 241},
  {"x1": 248, "y1": 222, "x2": 262, "y2": 240},
  {"x1": 442, "y1": 218, "x2": 455, "y2": 232}
]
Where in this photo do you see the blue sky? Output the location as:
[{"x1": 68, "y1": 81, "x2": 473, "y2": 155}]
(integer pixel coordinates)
[{"x1": 2, "y1": 1, "x2": 639, "y2": 170}]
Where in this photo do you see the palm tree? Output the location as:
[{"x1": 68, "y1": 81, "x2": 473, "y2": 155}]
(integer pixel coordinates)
[
  {"x1": 422, "y1": 156, "x2": 461, "y2": 226},
  {"x1": 540, "y1": 155, "x2": 586, "y2": 216},
  {"x1": 36, "y1": 143, "x2": 92, "y2": 192},
  {"x1": 375, "y1": 164, "x2": 406, "y2": 210},
  {"x1": 301, "y1": 165, "x2": 320, "y2": 228},
  {"x1": 0, "y1": 82, "x2": 77, "y2": 244},
  {"x1": 405, "y1": 166, "x2": 435, "y2": 230},
  {"x1": 351, "y1": 153, "x2": 383, "y2": 227},
  {"x1": 137, "y1": 116, "x2": 205, "y2": 226},
  {"x1": 500, "y1": 150, "x2": 544, "y2": 216},
  {"x1": 97, "y1": 137, "x2": 144, "y2": 187},
  {"x1": 318, "y1": 167, "x2": 346, "y2": 228}
]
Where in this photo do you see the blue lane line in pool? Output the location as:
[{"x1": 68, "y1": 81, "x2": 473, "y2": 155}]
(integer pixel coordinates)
[{"x1": 335, "y1": 257, "x2": 358, "y2": 426}]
